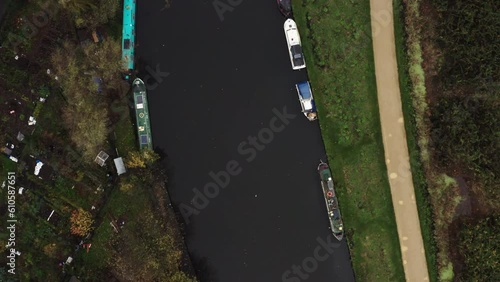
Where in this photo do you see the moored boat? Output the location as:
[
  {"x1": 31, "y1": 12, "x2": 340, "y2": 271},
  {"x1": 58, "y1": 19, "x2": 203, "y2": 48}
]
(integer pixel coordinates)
[
  {"x1": 283, "y1": 19, "x2": 306, "y2": 70},
  {"x1": 277, "y1": 0, "x2": 292, "y2": 17},
  {"x1": 133, "y1": 78, "x2": 153, "y2": 150},
  {"x1": 317, "y1": 160, "x2": 344, "y2": 241},
  {"x1": 295, "y1": 81, "x2": 318, "y2": 121}
]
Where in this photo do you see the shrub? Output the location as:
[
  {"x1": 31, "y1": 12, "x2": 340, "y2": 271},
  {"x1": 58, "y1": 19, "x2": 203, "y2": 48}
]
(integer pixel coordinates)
[{"x1": 458, "y1": 215, "x2": 500, "y2": 281}]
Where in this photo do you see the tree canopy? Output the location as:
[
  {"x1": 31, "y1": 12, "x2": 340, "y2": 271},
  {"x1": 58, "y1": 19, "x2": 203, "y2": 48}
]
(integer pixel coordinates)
[{"x1": 51, "y1": 39, "x2": 121, "y2": 160}]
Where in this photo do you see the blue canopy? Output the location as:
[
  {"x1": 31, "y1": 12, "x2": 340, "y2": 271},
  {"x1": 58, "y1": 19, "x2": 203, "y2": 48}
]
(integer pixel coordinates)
[{"x1": 297, "y1": 81, "x2": 312, "y2": 99}]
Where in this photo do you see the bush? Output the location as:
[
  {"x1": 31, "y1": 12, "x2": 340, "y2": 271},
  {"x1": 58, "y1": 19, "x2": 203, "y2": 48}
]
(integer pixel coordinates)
[
  {"x1": 70, "y1": 208, "x2": 94, "y2": 237},
  {"x1": 434, "y1": 0, "x2": 500, "y2": 88},
  {"x1": 430, "y1": 93, "x2": 499, "y2": 200},
  {"x1": 458, "y1": 215, "x2": 500, "y2": 281}
]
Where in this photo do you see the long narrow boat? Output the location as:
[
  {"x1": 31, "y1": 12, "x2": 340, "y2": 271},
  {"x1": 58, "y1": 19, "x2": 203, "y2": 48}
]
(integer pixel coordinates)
[
  {"x1": 122, "y1": 0, "x2": 136, "y2": 73},
  {"x1": 317, "y1": 160, "x2": 344, "y2": 241},
  {"x1": 132, "y1": 78, "x2": 153, "y2": 150}
]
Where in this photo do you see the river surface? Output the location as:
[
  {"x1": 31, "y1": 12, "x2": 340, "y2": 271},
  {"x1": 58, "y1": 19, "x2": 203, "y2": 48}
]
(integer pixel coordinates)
[{"x1": 136, "y1": 0, "x2": 355, "y2": 281}]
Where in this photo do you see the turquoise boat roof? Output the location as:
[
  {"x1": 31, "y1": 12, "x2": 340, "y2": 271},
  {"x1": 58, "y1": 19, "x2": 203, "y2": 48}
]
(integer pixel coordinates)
[{"x1": 122, "y1": 0, "x2": 135, "y2": 71}]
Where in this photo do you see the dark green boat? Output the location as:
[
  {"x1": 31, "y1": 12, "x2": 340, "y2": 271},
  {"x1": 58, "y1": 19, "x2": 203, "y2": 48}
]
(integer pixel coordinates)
[
  {"x1": 133, "y1": 78, "x2": 153, "y2": 150},
  {"x1": 318, "y1": 160, "x2": 344, "y2": 241}
]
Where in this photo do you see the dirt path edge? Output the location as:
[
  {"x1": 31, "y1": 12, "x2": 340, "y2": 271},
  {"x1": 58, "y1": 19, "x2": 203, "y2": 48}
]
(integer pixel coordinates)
[{"x1": 369, "y1": 1, "x2": 430, "y2": 281}]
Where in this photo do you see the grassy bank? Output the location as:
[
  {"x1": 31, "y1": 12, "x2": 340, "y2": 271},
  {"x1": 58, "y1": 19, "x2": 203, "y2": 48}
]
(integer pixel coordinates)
[
  {"x1": 0, "y1": 0, "x2": 195, "y2": 279},
  {"x1": 393, "y1": 1, "x2": 438, "y2": 281},
  {"x1": 293, "y1": 1, "x2": 405, "y2": 281},
  {"x1": 72, "y1": 91, "x2": 195, "y2": 281}
]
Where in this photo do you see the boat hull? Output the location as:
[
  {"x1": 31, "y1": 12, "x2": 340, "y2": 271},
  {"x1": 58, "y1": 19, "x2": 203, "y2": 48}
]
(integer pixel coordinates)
[
  {"x1": 284, "y1": 19, "x2": 306, "y2": 70},
  {"x1": 133, "y1": 78, "x2": 153, "y2": 150},
  {"x1": 318, "y1": 161, "x2": 344, "y2": 241},
  {"x1": 295, "y1": 81, "x2": 318, "y2": 121}
]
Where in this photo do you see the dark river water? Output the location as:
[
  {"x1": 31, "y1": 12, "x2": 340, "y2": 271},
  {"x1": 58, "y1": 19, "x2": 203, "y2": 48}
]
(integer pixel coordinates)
[{"x1": 136, "y1": 0, "x2": 355, "y2": 281}]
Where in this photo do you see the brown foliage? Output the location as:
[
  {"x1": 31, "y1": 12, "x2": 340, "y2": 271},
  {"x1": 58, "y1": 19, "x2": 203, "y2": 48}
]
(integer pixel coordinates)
[
  {"x1": 51, "y1": 39, "x2": 123, "y2": 160},
  {"x1": 126, "y1": 149, "x2": 160, "y2": 169},
  {"x1": 70, "y1": 208, "x2": 94, "y2": 237}
]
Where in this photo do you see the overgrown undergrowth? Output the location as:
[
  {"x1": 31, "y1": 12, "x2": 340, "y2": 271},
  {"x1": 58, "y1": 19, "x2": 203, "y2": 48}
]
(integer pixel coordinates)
[
  {"x1": 396, "y1": 1, "x2": 461, "y2": 280},
  {"x1": 399, "y1": 0, "x2": 500, "y2": 280}
]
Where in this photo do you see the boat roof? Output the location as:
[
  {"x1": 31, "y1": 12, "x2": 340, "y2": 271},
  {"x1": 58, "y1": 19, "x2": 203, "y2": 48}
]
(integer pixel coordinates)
[
  {"x1": 121, "y1": 0, "x2": 136, "y2": 70},
  {"x1": 303, "y1": 100, "x2": 313, "y2": 110},
  {"x1": 286, "y1": 28, "x2": 300, "y2": 45},
  {"x1": 133, "y1": 79, "x2": 153, "y2": 150},
  {"x1": 297, "y1": 81, "x2": 312, "y2": 99}
]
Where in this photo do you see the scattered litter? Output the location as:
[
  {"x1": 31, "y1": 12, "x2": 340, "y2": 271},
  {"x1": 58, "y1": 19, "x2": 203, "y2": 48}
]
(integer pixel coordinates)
[
  {"x1": 47, "y1": 210, "x2": 55, "y2": 221},
  {"x1": 34, "y1": 161, "x2": 44, "y2": 175},
  {"x1": 28, "y1": 116, "x2": 36, "y2": 125}
]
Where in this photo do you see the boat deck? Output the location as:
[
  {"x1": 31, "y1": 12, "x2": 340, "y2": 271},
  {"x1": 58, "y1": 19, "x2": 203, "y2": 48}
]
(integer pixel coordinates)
[
  {"x1": 122, "y1": 0, "x2": 136, "y2": 71},
  {"x1": 318, "y1": 162, "x2": 344, "y2": 240},
  {"x1": 133, "y1": 79, "x2": 153, "y2": 150}
]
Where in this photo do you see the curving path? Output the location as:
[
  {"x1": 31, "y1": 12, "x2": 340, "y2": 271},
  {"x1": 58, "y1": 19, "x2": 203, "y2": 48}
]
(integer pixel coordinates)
[{"x1": 369, "y1": 1, "x2": 429, "y2": 281}]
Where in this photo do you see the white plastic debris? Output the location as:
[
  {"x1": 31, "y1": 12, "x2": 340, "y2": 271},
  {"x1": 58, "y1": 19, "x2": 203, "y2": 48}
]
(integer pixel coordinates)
[
  {"x1": 28, "y1": 116, "x2": 36, "y2": 125},
  {"x1": 34, "y1": 161, "x2": 44, "y2": 175},
  {"x1": 47, "y1": 210, "x2": 54, "y2": 221}
]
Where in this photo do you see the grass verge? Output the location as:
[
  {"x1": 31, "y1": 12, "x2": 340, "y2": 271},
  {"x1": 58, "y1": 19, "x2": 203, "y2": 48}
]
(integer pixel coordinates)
[
  {"x1": 393, "y1": 1, "x2": 438, "y2": 281},
  {"x1": 293, "y1": 1, "x2": 405, "y2": 281}
]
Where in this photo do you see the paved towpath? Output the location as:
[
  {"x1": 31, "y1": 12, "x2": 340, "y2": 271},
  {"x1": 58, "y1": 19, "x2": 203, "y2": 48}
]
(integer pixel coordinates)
[{"x1": 369, "y1": 1, "x2": 429, "y2": 281}]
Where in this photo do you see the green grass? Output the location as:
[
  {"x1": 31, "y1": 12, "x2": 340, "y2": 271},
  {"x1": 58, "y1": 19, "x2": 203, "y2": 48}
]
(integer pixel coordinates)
[
  {"x1": 74, "y1": 101, "x2": 144, "y2": 278},
  {"x1": 112, "y1": 102, "x2": 136, "y2": 155},
  {"x1": 293, "y1": 1, "x2": 405, "y2": 280},
  {"x1": 76, "y1": 101, "x2": 139, "y2": 276},
  {"x1": 76, "y1": 183, "x2": 148, "y2": 277},
  {"x1": 0, "y1": 155, "x2": 17, "y2": 181}
]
